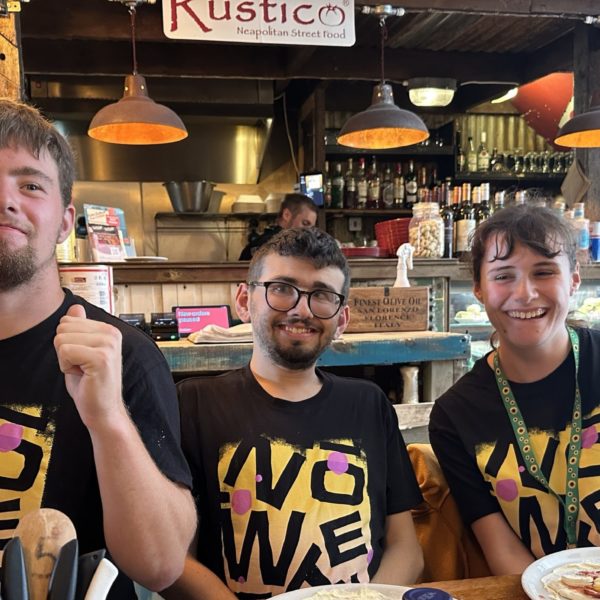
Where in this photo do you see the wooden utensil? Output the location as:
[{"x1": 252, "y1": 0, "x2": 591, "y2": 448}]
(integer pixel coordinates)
[{"x1": 14, "y1": 509, "x2": 76, "y2": 600}]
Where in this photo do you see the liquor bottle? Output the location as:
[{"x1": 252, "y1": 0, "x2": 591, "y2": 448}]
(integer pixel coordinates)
[
  {"x1": 356, "y1": 158, "x2": 368, "y2": 209},
  {"x1": 456, "y1": 130, "x2": 466, "y2": 173},
  {"x1": 476, "y1": 182, "x2": 492, "y2": 224},
  {"x1": 323, "y1": 160, "x2": 332, "y2": 208},
  {"x1": 381, "y1": 164, "x2": 394, "y2": 208},
  {"x1": 417, "y1": 166, "x2": 429, "y2": 203},
  {"x1": 343, "y1": 158, "x2": 357, "y2": 209},
  {"x1": 404, "y1": 160, "x2": 418, "y2": 209},
  {"x1": 490, "y1": 147, "x2": 503, "y2": 173},
  {"x1": 441, "y1": 180, "x2": 454, "y2": 259},
  {"x1": 494, "y1": 190, "x2": 505, "y2": 212},
  {"x1": 466, "y1": 136, "x2": 477, "y2": 173},
  {"x1": 331, "y1": 162, "x2": 344, "y2": 209},
  {"x1": 477, "y1": 132, "x2": 490, "y2": 172},
  {"x1": 392, "y1": 163, "x2": 405, "y2": 208},
  {"x1": 452, "y1": 185, "x2": 462, "y2": 256},
  {"x1": 455, "y1": 183, "x2": 476, "y2": 257},
  {"x1": 366, "y1": 157, "x2": 380, "y2": 209}
]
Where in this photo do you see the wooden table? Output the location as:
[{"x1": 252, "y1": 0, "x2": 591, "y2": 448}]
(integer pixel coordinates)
[{"x1": 418, "y1": 574, "x2": 527, "y2": 600}]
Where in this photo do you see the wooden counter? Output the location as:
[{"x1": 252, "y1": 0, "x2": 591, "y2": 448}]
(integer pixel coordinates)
[
  {"x1": 418, "y1": 574, "x2": 528, "y2": 600},
  {"x1": 158, "y1": 330, "x2": 470, "y2": 373}
]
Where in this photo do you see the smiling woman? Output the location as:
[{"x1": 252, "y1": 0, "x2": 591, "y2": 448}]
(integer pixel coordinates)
[{"x1": 429, "y1": 204, "x2": 600, "y2": 578}]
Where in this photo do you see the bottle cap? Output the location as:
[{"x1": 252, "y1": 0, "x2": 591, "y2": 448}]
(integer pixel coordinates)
[
  {"x1": 591, "y1": 221, "x2": 600, "y2": 236},
  {"x1": 402, "y1": 587, "x2": 453, "y2": 600}
]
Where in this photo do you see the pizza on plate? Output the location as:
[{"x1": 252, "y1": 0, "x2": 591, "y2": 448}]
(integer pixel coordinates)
[{"x1": 542, "y1": 562, "x2": 600, "y2": 599}]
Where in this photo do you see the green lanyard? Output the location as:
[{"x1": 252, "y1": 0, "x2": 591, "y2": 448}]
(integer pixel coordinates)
[{"x1": 492, "y1": 326, "x2": 582, "y2": 549}]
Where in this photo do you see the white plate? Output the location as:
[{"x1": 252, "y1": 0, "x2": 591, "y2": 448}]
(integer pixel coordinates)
[
  {"x1": 521, "y1": 547, "x2": 600, "y2": 599},
  {"x1": 271, "y1": 583, "x2": 411, "y2": 599},
  {"x1": 124, "y1": 256, "x2": 168, "y2": 262}
]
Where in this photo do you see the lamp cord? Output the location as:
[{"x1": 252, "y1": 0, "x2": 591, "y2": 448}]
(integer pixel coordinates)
[
  {"x1": 129, "y1": 6, "x2": 138, "y2": 75},
  {"x1": 379, "y1": 16, "x2": 387, "y2": 85}
]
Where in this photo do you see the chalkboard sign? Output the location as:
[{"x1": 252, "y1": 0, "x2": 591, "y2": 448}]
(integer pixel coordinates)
[{"x1": 346, "y1": 286, "x2": 429, "y2": 333}]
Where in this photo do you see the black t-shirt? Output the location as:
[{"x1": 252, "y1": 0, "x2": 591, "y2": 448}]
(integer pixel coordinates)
[
  {"x1": 0, "y1": 289, "x2": 192, "y2": 599},
  {"x1": 239, "y1": 226, "x2": 282, "y2": 260},
  {"x1": 429, "y1": 326, "x2": 600, "y2": 558},
  {"x1": 178, "y1": 366, "x2": 422, "y2": 598}
]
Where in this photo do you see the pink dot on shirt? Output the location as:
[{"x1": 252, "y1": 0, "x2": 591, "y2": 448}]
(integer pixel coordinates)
[
  {"x1": 327, "y1": 451, "x2": 349, "y2": 475},
  {"x1": 518, "y1": 466, "x2": 525, "y2": 473},
  {"x1": 496, "y1": 479, "x2": 519, "y2": 502},
  {"x1": 255, "y1": 474, "x2": 263, "y2": 482},
  {"x1": 367, "y1": 549, "x2": 374, "y2": 564},
  {"x1": 232, "y1": 489, "x2": 252, "y2": 515},
  {"x1": 0, "y1": 423, "x2": 23, "y2": 452},
  {"x1": 582, "y1": 426, "x2": 598, "y2": 449},
  {"x1": 238, "y1": 576, "x2": 246, "y2": 584}
]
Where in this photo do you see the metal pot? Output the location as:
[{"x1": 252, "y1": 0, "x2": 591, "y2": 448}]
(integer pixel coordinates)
[{"x1": 163, "y1": 180, "x2": 215, "y2": 213}]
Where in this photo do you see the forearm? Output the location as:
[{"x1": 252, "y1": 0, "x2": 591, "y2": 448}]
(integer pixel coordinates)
[
  {"x1": 371, "y1": 512, "x2": 423, "y2": 585},
  {"x1": 162, "y1": 556, "x2": 237, "y2": 600},
  {"x1": 90, "y1": 412, "x2": 196, "y2": 591},
  {"x1": 471, "y1": 513, "x2": 535, "y2": 575},
  {"x1": 371, "y1": 544, "x2": 423, "y2": 585}
]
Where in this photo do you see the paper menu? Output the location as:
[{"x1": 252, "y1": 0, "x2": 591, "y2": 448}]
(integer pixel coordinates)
[{"x1": 83, "y1": 204, "x2": 135, "y2": 261}]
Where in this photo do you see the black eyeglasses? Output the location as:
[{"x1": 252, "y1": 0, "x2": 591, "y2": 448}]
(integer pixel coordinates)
[{"x1": 248, "y1": 281, "x2": 345, "y2": 319}]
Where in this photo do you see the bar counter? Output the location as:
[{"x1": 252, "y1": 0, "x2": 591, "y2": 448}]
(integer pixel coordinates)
[{"x1": 158, "y1": 330, "x2": 470, "y2": 374}]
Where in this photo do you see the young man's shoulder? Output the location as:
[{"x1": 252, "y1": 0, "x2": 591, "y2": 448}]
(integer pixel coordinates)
[{"x1": 319, "y1": 369, "x2": 388, "y2": 402}]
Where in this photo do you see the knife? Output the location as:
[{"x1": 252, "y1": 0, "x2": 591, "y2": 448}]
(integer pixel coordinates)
[
  {"x1": 75, "y1": 549, "x2": 105, "y2": 600},
  {"x1": 83, "y1": 559, "x2": 118, "y2": 600},
  {"x1": 1, "y1": 536, "x2": 29, "y2": 600},
  {"x1": 48, "y1": 538, "x2": 78, "y2": 600}
]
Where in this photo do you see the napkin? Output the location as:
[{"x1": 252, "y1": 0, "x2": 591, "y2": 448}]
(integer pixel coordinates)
[{"x1": 188, "y1": 323, "x2": 253, "y2": 344}]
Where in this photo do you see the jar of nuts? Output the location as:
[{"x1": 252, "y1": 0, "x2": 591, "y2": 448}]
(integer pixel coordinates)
[{"x1": 408, "y1": 202, "x2": 444, "y2": 258}]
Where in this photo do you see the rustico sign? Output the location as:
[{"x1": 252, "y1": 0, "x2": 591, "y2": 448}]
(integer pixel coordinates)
[{"x1": 163, "y1": 0, "x2": 356, "y2": 46}]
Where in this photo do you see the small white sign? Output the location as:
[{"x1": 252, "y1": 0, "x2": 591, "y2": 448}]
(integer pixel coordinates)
[
  {"x1": 163, "y1": 0, "x2": 355, "y2": 47},
  {"x1": 59, "y1": 266, "x2": 114, "y2": 315}
]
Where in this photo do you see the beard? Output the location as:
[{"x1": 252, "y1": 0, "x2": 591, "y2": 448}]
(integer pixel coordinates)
[
  {"x1": 253, "y1": 315, "x2": 336, "y2": 370},
  {"x1": 0, "y1": 239, "x2": 37, "y2": 291}
]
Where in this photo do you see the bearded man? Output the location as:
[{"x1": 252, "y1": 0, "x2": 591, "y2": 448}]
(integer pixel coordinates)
[{"x1": 166, "y1": 227, "x2": 424, "y2": 599}]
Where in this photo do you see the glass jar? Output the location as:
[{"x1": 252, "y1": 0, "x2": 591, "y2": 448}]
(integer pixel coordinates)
[{"x1": 408, "y1": 202, "x2": 444, "y2": 258}]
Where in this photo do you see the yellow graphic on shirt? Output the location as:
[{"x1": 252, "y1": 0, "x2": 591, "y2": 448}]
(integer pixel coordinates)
[
  {"x1": 0, "y1": 405, "x2": 54, "y2": 550},
  {"x1": 475, "y1": 408, "x2": 600, "y2": 558},
  {"x1": 218, "y1": 437, "x2": 373, "y2": 596}
]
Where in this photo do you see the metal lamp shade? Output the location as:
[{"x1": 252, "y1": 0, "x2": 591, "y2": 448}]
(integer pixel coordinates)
[
  {"x1": 337, "y1": 84, "x2": 429, "y2": 149},
  {"x1": 555, "y1": 105, "x2": 600, "y2": 148},
  {"x1": 88, "y1": 74, "x2": 188, "y2": 145}
]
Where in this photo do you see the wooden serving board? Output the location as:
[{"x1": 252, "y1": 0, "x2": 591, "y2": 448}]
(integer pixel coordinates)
[{"x1": 346, "y1": 286, "x2": 430, "y2": 333}]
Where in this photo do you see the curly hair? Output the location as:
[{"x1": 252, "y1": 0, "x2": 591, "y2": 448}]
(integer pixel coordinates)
[{"x1": 248, "y1": 227, "x2": 350, "y2": 299}]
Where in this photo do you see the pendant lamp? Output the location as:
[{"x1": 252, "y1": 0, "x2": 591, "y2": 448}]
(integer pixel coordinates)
[
  {"x1": 88, "y1": 1, "x2": 188, "y2": 145},
  {"x1": 337, "y1": 12, "x2": 429, "y2": 150},
  {"x1": 555, "y1": 92, "x2": 600, "y2": 148}
]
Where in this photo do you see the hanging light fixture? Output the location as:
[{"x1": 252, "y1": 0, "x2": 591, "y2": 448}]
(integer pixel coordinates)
[
  {"x1": 555, "y1": 92, "x2": 600, "y2": 148},
  {"x1": 337, "y1": 8, "x2": 429, "y2": 149},
  {"x1": 88, "y1": 0, "x2": 188, "y2": 145},
  {"x1": 407, "y1": 78, "x2": 456, "y2": 107}
]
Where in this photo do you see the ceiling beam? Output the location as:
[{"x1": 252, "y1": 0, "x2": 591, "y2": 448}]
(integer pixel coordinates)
[
  {"x1": 22, "y1": 38, "x2": 534, "y2": 84},
  {"x1": 358, "y1": 0, "x2": 599, "y2": 18}
]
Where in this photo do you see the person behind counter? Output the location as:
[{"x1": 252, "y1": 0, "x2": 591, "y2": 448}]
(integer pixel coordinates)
[
  {"x1": 166, "y1": 227, "x2": 424, "y2": 599},
  {"x1": 0, "y1": 98, "x2": 196, "y2": 597},
  {"x1": 428, "y1": 204, "x2": 600, "y2": 575},
  {"x1": 239, "y1": 192, "x2": 318, "y2": 260}
]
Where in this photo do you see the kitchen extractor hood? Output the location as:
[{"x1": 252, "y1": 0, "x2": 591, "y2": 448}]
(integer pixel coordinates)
[{"x1": 30, "y1": 76, "x2": 275, "y2": 183}]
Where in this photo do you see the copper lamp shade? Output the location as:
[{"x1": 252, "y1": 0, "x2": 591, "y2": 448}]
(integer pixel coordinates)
[
  {"x1": 337, "y1": 84, "x2": 429, "y2": 149},
  {"x1": 88, "y1": 74, "x2": 188, "y2": 145},
  {"x1": 555, "y1": 104, "x2": 600, "y2": 148}
]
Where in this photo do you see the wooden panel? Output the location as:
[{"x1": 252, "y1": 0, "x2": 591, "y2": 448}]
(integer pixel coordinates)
[
  {"x1": 0, "y1": 21, "x2": 21, "y2": 100},
  {"x1": 346, "y1": 286, "x2": 429, "y2": 333},
  {"x1": 114, "y1": 284, "x2": 163, "y2": 317}
]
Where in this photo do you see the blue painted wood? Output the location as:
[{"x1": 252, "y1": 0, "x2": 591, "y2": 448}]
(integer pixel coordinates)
[{"x1": 159, "y1": 332, "x2": 470, "y2": 373}]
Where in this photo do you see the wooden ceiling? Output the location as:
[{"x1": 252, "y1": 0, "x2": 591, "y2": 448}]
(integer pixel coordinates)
[{"x1": 17, "y1": 0, "x2": 592, "y2": 114}]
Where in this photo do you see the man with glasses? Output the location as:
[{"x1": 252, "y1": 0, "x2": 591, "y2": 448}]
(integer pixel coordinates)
[{"x1": 166, "y1": 227, "x2": 424, "y2": 599}]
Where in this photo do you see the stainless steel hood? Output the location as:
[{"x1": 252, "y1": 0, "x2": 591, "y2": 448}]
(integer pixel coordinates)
[{"x1": 30, "y1": 77, "x2": 275, "y2": 183}]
